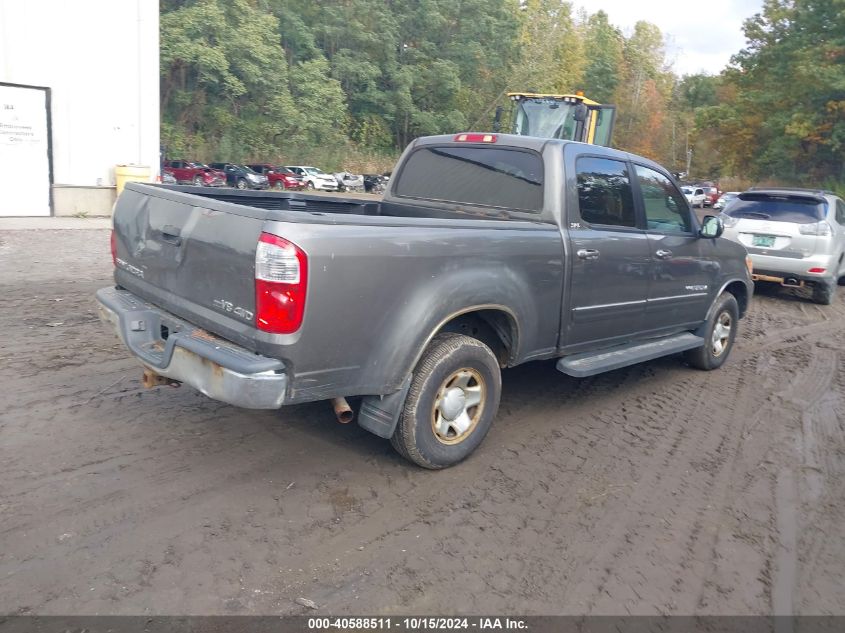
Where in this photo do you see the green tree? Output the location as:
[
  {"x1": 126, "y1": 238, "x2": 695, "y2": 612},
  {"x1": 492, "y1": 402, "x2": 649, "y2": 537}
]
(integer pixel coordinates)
[
  {"x1": 712, "y1": 0, "x2": 845, "y2": 182},
  {"x1": 580, "y1": 11, "x2": 624, "y2": 103}
]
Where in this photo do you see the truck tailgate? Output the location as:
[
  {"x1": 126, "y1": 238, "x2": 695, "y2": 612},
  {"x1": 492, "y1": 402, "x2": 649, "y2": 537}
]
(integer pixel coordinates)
[{"x1": 112, "y1": 185, "x2": 266, "y2": 345}]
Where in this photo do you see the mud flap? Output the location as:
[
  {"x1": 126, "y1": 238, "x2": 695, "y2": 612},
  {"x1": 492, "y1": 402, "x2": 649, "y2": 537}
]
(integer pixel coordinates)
[{"x1": 358, "y1": 376, "x2": 413, "y2": 439}]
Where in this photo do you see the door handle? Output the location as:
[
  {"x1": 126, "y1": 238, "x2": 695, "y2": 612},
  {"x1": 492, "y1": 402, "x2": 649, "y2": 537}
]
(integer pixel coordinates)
[
  {"x1": 655, "y1": 249, "x2": 673, "y2": 259},
  {"x1": 577, "y1": 248, "x2": 600, "y2": 260}
]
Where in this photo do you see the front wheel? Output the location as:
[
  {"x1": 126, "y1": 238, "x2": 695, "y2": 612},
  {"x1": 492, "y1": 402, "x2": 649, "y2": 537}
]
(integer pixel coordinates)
[
  {"x1": 306, "y1": 181, "x2": 315, "y2": 190},
  {"x1": 192, "y1": 175, "x2": 203, "y2": 186},
  {"x1": 391, "y1": 333, "x2": 501, "y2": 469},
  {"x1": 685, "y1": 292, "x2": 739, "y2": 370},
  {"x1": 236, "y1": 178, "x2": 247, "y2": 190}
]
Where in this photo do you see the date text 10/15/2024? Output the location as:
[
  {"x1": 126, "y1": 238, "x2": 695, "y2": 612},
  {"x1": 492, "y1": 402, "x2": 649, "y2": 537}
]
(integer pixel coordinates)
[{"x1": 308, "y1": 618, "x2": 527, "y2": 631}]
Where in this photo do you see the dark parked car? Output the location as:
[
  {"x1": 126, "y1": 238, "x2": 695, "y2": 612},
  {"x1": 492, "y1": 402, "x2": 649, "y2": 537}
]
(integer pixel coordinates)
[
  {"x1": 246, "y1": 164, "x2": 304, "y2": 191},
  {"x1": 100, "y1": 133, "x2": 752, "y2": 468},
  {"x1": 208, "y1": 163, "x2": 269, "y2": 190},
  {"x1": 363, "y1": 173, "x2": 389, "y2": 193},
  {"x1": 163, "y1": 160, "x2": 225, "y2": 187}
]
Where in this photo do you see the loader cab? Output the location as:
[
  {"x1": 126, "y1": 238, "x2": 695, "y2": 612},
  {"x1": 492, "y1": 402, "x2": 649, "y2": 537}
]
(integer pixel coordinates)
[{"x1": 507, "y1": 92, "x2": 616, "y2": 147}]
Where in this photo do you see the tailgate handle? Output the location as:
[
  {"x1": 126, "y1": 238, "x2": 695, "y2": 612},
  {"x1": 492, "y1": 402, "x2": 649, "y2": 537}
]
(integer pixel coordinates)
[{"x1": 160, "y1": 225, "x2": 182, "y2": 246}]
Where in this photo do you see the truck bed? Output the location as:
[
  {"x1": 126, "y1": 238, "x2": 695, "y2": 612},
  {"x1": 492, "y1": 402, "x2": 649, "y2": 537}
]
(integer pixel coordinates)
[{"x1": 110, "y1": 183, "x2": 563, "y2": 403}]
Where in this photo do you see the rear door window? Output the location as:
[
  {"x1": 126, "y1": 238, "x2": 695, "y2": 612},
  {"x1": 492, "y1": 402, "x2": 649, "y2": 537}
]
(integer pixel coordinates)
[
  {"x1": 726, "y1": 193, "x2": 825, "y2": 224},
  {"x1": 394, "y1": 146, "x2": 543, "y2": 212},
  {"x1": 575, "y1": 157, "x2": 636, "y2": 228}
]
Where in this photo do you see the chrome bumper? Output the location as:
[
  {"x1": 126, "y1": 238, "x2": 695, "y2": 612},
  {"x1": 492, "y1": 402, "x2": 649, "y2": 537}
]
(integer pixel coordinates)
[{"x1": 96, "y1": 287, "x2": 288, "y2": 409}]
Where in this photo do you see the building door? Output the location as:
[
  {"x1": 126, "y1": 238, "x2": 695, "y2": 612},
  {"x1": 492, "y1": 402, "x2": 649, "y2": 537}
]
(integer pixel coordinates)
[{"x1": 0, "y1": 83, "x2": 52, "y2": 216}]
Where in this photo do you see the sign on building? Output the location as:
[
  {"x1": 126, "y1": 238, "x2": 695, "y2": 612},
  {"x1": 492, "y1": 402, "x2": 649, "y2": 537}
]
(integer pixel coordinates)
[{"x1": 0, "y1": 83, "x2": 52, "y2": 216}]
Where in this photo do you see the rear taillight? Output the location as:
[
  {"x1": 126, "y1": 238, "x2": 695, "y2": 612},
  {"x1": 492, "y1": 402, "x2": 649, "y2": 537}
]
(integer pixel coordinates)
[
  {"x1": 110, "y1": 230, "x2": 117, "y2": 266},
  {"x1": 720, "y1": 213, "x2": 738, "y2": 228},
  {"x1": 798, "y1": 221, "x2": 832, "y2": 236},
  {"x1": 255, "y1": 232, "x2": 307, "y2": 334}
]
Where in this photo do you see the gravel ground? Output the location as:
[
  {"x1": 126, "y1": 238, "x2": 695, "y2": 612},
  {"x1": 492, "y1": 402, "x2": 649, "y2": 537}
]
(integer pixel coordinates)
[{"x1": 0, "y1": 227, "x2": 843, "y2": 616}]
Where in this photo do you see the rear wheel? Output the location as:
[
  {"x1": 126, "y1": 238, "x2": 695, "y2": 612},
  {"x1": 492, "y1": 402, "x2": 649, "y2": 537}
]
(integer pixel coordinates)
[
  {"x1": 685, "y1": 292, "x2": 739, "y2": 370},
  {"x1": 391, "y1": 333, "x2": 501, "y2": 469},
  {"x1": 813, "y1": 279, "x2": 835, "y2": 305}
]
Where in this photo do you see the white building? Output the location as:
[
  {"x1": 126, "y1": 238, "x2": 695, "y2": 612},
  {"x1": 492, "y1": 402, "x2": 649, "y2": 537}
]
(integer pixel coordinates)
[{"x1": 0, "y1": 0, "x2": 159, "y2": 216}]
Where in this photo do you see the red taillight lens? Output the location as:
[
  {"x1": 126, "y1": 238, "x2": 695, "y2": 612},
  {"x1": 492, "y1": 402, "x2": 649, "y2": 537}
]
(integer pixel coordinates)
[
  {"x1": 255, "y1": 233, "x2": 307, "y2": 334},
  {"x1": 807, "y1": 267, "x2": 826, "y2": 274},
  {"x1": 110, "y1": 230, "x2": 117, "y2": 266},
  {"x1": 454, "y1": 133, "x2": 497, "y2": 143}
]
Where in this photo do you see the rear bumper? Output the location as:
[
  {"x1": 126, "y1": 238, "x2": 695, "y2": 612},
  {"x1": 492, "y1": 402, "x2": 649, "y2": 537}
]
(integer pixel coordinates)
[
  {"x1": 751, "y1": 268, "x2": 831, "y2": 286},
  {"x1": 747, "y1": 251, "x2": 837, "y2": 281},
  {"x1": 96, "y1": 286, "x2": 288, "y2": 409}
]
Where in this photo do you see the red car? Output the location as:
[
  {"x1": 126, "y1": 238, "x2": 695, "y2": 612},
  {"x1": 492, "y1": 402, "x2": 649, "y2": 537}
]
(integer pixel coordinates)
[
  {"x1": 697, "y1": 183, "x2": 721, "y2": 207},
  {"x1": 163, "y1": 160, "x2": 226, "y2": 187},
  {"x1": 246, "y1": 164, "x2": 305, "y2": 190}
]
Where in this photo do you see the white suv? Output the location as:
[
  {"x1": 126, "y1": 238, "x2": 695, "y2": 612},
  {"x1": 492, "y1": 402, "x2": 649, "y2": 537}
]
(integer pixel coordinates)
[
  {"x1": 720, "y1": 188, "x2": 845, "y2": 304},
  {"x1": 681, "y1": 186, "x2": 706, "y2": 208},
  {"x1": 285, "y1": 166, "x2": 339, "y2": 191}
]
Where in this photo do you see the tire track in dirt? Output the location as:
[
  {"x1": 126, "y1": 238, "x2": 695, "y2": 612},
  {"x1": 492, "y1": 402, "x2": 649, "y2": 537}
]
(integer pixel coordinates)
[{"x1": 2, "y1": 229, "x2": 844, "y2": 615}]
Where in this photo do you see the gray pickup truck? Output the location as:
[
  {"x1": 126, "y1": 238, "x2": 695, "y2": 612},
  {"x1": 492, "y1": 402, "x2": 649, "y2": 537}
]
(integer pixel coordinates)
[{"x1": 98, "y1": 133, "x2": 753, "y2": 468}]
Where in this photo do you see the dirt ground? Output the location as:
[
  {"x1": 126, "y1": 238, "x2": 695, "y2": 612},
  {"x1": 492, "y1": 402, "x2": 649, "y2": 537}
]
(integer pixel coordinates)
[{"x1": 0, "y1": 227, "x2": 843, "y2": 616}]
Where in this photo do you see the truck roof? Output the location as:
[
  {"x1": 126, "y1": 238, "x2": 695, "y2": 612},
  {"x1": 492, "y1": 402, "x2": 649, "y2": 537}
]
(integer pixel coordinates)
[{"x1": 412, "y1": 133, "x2": 663, "y2": 173}]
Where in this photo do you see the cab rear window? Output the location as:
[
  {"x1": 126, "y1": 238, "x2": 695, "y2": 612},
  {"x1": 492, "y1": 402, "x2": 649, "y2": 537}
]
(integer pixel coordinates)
[
  {"x1": 726, "y1": 193, "x2": 825, "y2": 224},
  {"x1": 394, "y1": 146, "x2": 543, "y2": 213}
]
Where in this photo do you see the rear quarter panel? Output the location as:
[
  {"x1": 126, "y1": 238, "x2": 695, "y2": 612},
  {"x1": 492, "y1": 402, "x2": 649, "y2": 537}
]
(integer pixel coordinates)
[{"x1": 260, "y1": 216, "x2": 563, "y2": 402}]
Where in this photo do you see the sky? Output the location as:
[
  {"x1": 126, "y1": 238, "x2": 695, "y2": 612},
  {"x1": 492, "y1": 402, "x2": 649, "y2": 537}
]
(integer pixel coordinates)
[{"x1": 571, "y1": 0, "x2": 765, "y2": 76}]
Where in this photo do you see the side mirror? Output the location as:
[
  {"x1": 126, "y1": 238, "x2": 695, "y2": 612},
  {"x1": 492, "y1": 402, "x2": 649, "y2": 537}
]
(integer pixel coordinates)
[
  {"x1": 574, "y1": 103, "x2": 588, "y2": 122},
  {"x1": 700, "y1": 215, "x2": 724, "y2": 239}
]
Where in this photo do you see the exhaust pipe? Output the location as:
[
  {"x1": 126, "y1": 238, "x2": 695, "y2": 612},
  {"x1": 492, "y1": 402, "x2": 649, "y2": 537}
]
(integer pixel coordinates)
[
  {"x1": 782, "y1": 278, "x2": 802, "y2": 287},
  {"x1": 331, "y1": 397, "x2": 354, "y2": 424}
]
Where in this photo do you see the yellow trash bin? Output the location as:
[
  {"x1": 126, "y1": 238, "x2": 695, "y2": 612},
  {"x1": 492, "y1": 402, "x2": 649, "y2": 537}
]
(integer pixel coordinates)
[{"x1": 115, "y1": 164, "x2": 151, "y2": 196}]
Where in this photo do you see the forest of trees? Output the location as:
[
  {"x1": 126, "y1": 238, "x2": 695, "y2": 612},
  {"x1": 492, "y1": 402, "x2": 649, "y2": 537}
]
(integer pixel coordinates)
[{"x1": 160, "y1": 0, "x2": 844, "y2": 189}]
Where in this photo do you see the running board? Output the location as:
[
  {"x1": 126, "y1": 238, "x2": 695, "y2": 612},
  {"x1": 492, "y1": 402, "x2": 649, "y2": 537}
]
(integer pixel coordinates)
[{"x1": 556, "y1": 333, "x2": 704, "y2": 378}]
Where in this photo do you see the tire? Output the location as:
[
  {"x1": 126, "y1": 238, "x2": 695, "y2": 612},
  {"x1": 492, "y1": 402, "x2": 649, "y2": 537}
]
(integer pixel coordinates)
[
  {"x1": 391, "y1": 333, "x2": 502, "y2": 469},
  {"x1": 685, "y1": 292, "x2": 739, "y2": 370},
  {"x1": 192, "y1": 175, "x2": 203, "y2": 186},
  {"x1": 812, "y1": 279, "x2": 835, "y2": 305},
  {"x1": 306, "y1": 181, "x2": 315, "y2": 190},
  {"x1": 236, "y1": 178, "x2": 247, "y2": 190},
  {"x1": 274, "y1": 181, "x2": 285, "y2": 190}
]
